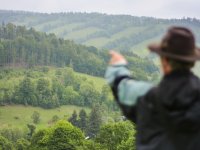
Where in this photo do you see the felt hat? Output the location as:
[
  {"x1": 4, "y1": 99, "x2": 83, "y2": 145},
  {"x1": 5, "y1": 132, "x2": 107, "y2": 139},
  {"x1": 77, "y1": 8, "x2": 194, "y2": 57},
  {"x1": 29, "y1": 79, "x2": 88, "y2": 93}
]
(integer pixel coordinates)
[{"x1": 148, "y1": 26, "x2": 200, "y2": 62}]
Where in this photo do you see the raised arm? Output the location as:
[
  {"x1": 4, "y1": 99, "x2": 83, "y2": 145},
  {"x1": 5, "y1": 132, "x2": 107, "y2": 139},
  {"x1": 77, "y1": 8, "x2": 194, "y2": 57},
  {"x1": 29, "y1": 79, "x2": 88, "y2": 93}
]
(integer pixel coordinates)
[{"x1": 105, "y1": 51, "x2": 153, "y2": 121}]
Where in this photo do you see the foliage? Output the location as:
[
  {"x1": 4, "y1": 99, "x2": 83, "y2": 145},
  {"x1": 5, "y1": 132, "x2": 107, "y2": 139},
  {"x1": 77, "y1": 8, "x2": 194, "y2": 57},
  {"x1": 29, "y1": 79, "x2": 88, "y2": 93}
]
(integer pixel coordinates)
[
  {"x1": 0, "y1": 23, "x2": 158, "y2": 79},
  {"x1": 0, "y1": 118, "x2": 136, "y2": 150},
  {"x1": 29, "y1": 129, "x2": 50, "y2": 150},
  {"x1": 47, "y1": 120, "x2": 84, "y2": 150},
  {"x1": 13, "y1": 77, "x2": 37, "y2": 106},
  {"x1": 36, "y1": 78, "x2": 59, "y2": 108},
  {"x1": 27, "y1": 124, "x2": 36, "y2": 139},
  {"x1": 0, "y1": 128, "x2": 25, "y2": 143},
  {"x1": 0, "y1": 67, "x2": 114, "y2": 109},
  {"x1": 77, "y1": 140, "x2": 106, "y2": 150},
  {"x1": 31, "y1": 111, "x2": 40, "y2": 124},
  {"x1": 0, "y1": 22, "x2": 160, "y2": 110},
  {"x1": 79, "y1": 83, "x2": 100, "y2": 107},
  {"x1": 96, "y1": 121, "x2": 135, "y2": 150},
  {"x1": 29, "y1": 120, "x2": 85, "y2": 150},
  {"x1": 16, "y1": 138, "x2": 30, "y2": 150},
  {"x1": 0, "y1": 23, "x2": 106, "y2": 76},
  {"x1": 87, "y1": 104, "x2": 103, "y2": 138},
  {"x1": 51, "y1": 115, "x2": 60, "y2": 123},
  {"x1": 117, "y1": 136, "x2": 135, "y2": 150},
  {"x1": 68, "y1": 110, "x2": 78, "y2": 127},
  {"x1": 0, "y1": 135, "x2": 14, "y2": 150},
  {"x1": 77, "y1": 109, "x2": 88, "y2": 132}
]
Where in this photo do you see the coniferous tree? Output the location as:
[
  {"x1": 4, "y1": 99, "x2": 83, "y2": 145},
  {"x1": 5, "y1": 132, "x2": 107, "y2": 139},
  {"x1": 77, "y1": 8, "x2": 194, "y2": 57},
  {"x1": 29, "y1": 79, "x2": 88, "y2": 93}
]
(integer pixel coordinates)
[
  {"x1": 78, "y1": 109, "x2": 87, "y2": 132},
  {"x1": 68, "y1": 110, "x2": 78, "y2": 127},
  {"x1": 87, "y1": 104, "x2": 102, "y2": 138}
]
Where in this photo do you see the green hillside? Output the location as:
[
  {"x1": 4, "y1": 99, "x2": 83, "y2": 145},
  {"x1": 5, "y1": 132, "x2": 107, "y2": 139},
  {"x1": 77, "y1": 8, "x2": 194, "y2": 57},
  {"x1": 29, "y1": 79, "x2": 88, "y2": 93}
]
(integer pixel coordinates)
[
  {"x1": 0, "y1": 23, "x2": 159, "y2": 80},
  {"x1": 1, "y1": 10, "x2": 200, "y2": 57}
]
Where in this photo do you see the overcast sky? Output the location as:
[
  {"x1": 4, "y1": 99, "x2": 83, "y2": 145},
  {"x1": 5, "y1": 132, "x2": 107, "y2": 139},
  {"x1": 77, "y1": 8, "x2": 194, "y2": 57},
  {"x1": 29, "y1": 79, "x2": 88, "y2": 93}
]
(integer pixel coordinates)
[{"x1": 0, "y1": 0, "x2": 200, "y2": 19}]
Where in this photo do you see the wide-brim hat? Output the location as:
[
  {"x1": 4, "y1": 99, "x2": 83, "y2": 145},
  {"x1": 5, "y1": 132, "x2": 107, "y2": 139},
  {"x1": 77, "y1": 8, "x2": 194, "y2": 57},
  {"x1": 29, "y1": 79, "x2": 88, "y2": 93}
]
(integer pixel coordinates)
[{"x1": 148, "y1": 26, "x2": 200, "y2": 62}]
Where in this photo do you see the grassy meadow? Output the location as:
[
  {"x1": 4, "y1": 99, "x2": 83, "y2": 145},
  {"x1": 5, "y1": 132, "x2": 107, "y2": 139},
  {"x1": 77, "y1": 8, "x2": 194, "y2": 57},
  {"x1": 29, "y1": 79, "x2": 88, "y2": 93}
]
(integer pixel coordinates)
[{"x1": 0, "y1": 105, "x2": 90, "y2": 130}]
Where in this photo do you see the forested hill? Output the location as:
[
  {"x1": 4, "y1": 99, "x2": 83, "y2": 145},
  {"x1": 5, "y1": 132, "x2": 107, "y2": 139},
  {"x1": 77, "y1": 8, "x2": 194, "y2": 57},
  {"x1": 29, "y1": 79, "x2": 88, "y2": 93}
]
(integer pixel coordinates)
[
  {"x1": 0, "y1": 23, "x2": 158, "y2": 80},
  {"x1": 0, "y1": 10, "x2": 200, "y2": 57}
]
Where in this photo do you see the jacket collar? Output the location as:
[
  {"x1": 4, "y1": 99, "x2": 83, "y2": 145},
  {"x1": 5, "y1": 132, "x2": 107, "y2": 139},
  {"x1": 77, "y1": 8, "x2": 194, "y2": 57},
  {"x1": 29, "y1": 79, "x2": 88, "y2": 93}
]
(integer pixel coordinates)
[{"x1": 163, "y1": 69, "x2": 193, "y2": 80}]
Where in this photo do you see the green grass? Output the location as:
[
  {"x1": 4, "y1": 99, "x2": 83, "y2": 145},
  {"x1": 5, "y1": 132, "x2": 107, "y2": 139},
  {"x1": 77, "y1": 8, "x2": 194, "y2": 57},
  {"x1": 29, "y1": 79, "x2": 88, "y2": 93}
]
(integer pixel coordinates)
[
  {"x1": 130, "y1": 36, "x2": 161, "y2": 57},
  {"x1": 34, "y1": 20, "x2": 62, "y2": 31},
  {"x1": 84, "y1": 37, "x2": 111, "y2": 48},
  {"x1": 65, "y1": 27, "x2": 101, "y2": 40},
  {"x1": 84, "y1": 27, "x2": 148, "y2": 49},
  {"x1": 111, "y1": 26, "x2": 146, "y2": 40},
  {"x1": 47, "y1": 23, "x2": 83, "y2": 36},
  {"x1": 76, "y1": 72, "x2": 106, "y2": 91},
  {"x1": 0, "y1": 105, "x2": 90, "y2": 130}
]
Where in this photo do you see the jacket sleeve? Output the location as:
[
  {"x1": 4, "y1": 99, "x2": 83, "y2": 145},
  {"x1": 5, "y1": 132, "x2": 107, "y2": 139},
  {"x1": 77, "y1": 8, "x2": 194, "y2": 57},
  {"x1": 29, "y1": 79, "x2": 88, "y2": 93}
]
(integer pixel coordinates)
[{"x1": 105, "y1": 65, "x2": 153, "y2": 122}]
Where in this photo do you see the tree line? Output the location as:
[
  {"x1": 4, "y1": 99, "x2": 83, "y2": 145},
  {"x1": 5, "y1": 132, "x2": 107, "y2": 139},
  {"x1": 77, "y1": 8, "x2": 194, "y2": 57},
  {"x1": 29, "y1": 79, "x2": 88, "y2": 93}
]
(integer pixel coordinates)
[
  {"x1": 0, "y1": 120, "x2": 135, "y2": 150},
  {"x1": 0, "y1": 104, "x2": 135, "y2": 150},
  {"x1": 0, "y1": 23, "x2": 106, "y2": 77},
  {"x1": 0, "y1": 23, "x2": 159, "y2": 80}
]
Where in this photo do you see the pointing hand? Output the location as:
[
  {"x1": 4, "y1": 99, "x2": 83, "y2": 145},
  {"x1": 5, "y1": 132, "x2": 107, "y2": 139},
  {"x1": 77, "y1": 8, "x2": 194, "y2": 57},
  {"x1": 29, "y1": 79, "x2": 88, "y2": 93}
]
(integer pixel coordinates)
[{"x1": 109, "y1": 50, "x2": 128, "y2": 65}]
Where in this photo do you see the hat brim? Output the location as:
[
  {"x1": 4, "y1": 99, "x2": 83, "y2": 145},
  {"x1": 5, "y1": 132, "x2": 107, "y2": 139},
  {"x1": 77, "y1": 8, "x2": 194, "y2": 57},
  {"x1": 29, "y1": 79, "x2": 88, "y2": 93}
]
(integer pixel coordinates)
[{"x1": 148, "y1": 43, "x2": 200, "y2": 62}]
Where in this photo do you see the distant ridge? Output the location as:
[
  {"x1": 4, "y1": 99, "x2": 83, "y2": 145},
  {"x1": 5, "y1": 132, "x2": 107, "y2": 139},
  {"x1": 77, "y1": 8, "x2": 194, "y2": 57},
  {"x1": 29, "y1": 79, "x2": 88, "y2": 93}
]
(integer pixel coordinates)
[{"x1": 0, "y1": 10, "x2": 200, "y2": 57}]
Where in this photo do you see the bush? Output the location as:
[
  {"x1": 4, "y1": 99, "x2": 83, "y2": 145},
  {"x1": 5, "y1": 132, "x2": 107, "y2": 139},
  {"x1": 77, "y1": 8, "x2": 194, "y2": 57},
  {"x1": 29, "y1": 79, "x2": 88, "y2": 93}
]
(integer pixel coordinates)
[
  {"x1": 31, "y1": 111, "x2": 40, "y2": 124},
  {"x1": 16, "y1": 138, "x2": 30, "y2": 150},
  {"x1": 52, "y1": 115, "x2": 60, "y2": 123},
  {"x1": 0, "y1": 135, "x2": 14, "y2": 150}
]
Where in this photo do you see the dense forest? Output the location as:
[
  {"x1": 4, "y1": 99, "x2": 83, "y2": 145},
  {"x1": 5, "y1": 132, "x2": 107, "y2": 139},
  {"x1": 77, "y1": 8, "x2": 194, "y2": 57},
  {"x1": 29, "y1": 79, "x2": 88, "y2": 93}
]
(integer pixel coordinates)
[
  {"x1": 0, "y1": 23, "x2": 107, "y2": 77},
  {"x1": 0, "y1": 23, "x2": 159, "y2": 79},
  {"x1": 0, "y1": 10, "x2": 200, "y2": 55}
]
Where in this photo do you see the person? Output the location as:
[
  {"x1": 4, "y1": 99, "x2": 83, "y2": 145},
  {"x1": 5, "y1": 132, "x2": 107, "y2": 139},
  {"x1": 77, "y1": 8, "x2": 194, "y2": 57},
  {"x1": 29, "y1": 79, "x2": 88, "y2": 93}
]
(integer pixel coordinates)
[{"x1": 105, "y1": 26, "x2": 200, "y2": 150}]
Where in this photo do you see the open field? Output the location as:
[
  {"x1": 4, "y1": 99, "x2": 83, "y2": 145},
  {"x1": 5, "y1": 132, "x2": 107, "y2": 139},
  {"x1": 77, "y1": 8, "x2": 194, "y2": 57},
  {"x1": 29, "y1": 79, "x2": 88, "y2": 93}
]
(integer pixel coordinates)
[{"x1": 0, "y1": 105, "x2": 90, "y2": 130}]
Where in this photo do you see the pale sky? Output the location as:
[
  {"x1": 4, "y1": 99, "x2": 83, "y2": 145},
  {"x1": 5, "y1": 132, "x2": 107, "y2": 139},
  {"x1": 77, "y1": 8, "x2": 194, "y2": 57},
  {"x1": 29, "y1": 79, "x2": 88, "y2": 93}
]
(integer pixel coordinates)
[{"x1": 0, "y1": 0, "x2": 200, "y2": 19}]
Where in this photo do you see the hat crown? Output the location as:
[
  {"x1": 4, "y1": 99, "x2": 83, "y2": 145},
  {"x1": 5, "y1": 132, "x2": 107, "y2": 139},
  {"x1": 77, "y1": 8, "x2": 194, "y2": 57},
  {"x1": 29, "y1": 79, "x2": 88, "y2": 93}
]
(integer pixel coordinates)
[{"x1": 161, "y1": 27, "x2": 195, "y2": 56}]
